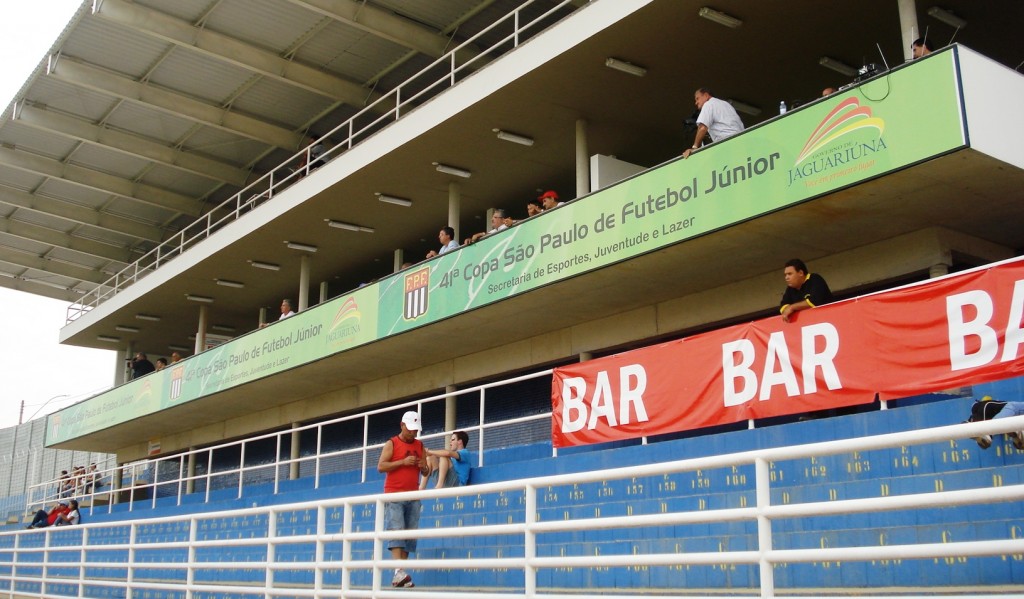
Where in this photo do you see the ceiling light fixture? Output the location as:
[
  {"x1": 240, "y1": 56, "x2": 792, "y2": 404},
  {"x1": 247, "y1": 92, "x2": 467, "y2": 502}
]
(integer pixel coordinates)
[
  {"x1": 215, "y1": 279, "x2": 245, "y2": 289},
  {"x1": 493, "y1": 129, "x2": 535, "y2": 146},
  {"x1": 168, "y1": 344, "x2": 191, "y2": 352},
  {"x1": 185, "y1": 294, "x2": 214, "y2": 303},
  {"x1": 819, "y1": 56, "x2": 858, "y2": 77},
  {"x1": 114, "y1": 325, "x2": 140, "y2": 333},
  {"x1": 97, "y1": 335, "x2": 120, "y2": 343},
  {"x1": 135, "y1": 313, "x2": 161, "y2": 322},
  {"x1": 927, "y1": 6, "x2": 966, "y2": 29},
  {"x1": 211, "y1": 324, "x2": 236, "y2": 333},
  {"x1": 326, "y1": 219, "x2": 375, "y2": 233},
  {"x1": 249, "y1": 260, "x2": 281, "y2": 271},
  {"x1": 432, "y1": 162, "x2": 472, "y2": 178},
  {"x1": 698, "y1": 6, "x2": 742, "y2": 28},
  {"x1": 284, "y1": 241, "x2": 318, "y2": 253},
  {"x1": 726, "y1": 99, "x2": 761, "y2": 116},
  {"x1": 604, "y1": 57, "x2": 647, "y2": 77},
  {"x1": 376, "y1": 192, "x2": 413, "y2": 207}
]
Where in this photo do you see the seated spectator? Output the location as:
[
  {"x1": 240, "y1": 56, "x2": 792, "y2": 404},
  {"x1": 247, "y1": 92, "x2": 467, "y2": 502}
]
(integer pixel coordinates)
[
  {"x1": 966, "y1": 396, "x2": 1024, "y2": 450},
  {"x1": 464, "y1": 209, "x2": 508, "y2": 245},
  {"x1": 27, "y1": 502, "x2": 69, "y2": 529},
  {"x1": 822, "y1": 87, "x2": 837, "y2": 97},
  {"x1": 912, "y1": 37, "x2": 933, "y2": 59},
  {"x1": 85, "y1": 463, "x2": 100, "y2": 492},
  {"x1": 294, "y1": 135, "x2": 326, "y2": 175},
  {"x1": 526, "y1": 198, "x2": 544, "y2": 217},
  {"x1": 425, "y1": 226, "x2": 459, "y2": 259},
  {"x1": 420, "y1": 430, "x2": 475, "y2": 490},
  {"x1": 155, "y1": 357, "x2": 168, "y2": 371},
  {"x1": 57, "y1": 470, "x2": 72, "y2": 498},
  {"x1": 170, "y1": 351, "x2": 183, "y2": 363},
  {"x1": 260, "y1": 299, "x2": 295, "y2": 328},
  {"x1": 54, "y1": 500, "x2": 80, "y2": 526}
]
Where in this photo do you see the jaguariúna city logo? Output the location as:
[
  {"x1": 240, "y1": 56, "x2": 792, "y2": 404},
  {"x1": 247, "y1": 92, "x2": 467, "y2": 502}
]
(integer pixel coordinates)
[
  {"x1": 169, "y1": 366, "x2": 185, "y2": 401},
  {"x1": 788, "y1": 97, "x2": 887, "y2": 187},
  {"x1": 327, "y1": 296, "x2": 363, "y2": 345},
  {"x1": 404, "y1": 267, "x2": 430, "y2": 320}
]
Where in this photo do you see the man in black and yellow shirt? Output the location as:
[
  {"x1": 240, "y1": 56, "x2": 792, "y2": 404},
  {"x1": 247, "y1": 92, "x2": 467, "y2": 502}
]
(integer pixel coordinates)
[{"x1": 780, "y1": 258, "x2": 832, "y2": 322}]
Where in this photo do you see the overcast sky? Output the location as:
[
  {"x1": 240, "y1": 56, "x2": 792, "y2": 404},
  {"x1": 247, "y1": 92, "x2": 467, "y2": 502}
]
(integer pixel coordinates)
[{"x1": 0, "y1": 0, "x2": 118, "y2": 430}]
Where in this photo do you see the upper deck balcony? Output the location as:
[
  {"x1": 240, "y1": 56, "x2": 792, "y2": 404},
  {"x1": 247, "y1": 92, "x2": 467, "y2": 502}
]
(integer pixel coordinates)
[{"x1": 46, "y1": 37, "x2": 1024, "y2": 458}]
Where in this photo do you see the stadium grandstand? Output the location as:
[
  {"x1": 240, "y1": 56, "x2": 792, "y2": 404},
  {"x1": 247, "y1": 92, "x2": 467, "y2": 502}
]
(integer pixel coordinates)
[{"x1": 1, "y1": 0, "x2": 1024, "y2": 597}]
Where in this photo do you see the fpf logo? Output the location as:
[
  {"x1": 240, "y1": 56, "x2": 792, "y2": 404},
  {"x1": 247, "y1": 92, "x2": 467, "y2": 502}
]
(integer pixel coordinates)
[
  {"x1": 169, "y1": 366, "x2": 185, "y2": 401},
  {"x1": 404, "y1": 267, "x2": 430, "y2": 320}
]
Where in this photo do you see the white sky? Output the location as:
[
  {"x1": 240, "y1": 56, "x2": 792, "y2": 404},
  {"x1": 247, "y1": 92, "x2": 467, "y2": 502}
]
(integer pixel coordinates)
[{"x1": 0, "y1": 1, "x2": 118, "y2": 429}]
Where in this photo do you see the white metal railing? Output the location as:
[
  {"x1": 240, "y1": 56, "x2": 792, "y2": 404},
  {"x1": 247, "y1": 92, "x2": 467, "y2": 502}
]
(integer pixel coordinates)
[
  {"x1": 27, "y1": 369, "x2": 554, "y2": 516},
  {"x1": 6, "y1": 417, "x2": 1024, "y2": 599},
  {"x1": 66, "y1": 0, "x2": 577, "y2": 323}
]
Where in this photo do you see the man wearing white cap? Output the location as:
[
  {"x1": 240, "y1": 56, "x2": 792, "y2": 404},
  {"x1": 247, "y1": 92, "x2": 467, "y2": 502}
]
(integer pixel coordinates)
[{"x1": 377, "y1": 410, "x2": 429, "y2": 588}]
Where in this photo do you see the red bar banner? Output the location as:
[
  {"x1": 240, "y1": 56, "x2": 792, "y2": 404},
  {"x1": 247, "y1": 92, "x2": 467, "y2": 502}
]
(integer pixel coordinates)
[{"x1": 551, "y1": 258, "x2": 1024, "y2": 447}]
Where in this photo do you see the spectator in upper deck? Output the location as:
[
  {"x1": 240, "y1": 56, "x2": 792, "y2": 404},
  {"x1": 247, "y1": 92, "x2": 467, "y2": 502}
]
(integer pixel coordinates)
[
  {"x1": 526, "y1": 198, "x2": 544, "y2": 217},
  {"x1": 155, "y1": 357, "x2": 168, "y2": 371},
  {"x1": 464, "y1": 209, "x2": 509, "y2": 245},
  {"x1": 912, "y1": 37, "x2": 933, "y2": 59},
  {"x1": 539, "y1": 190, "x2": 562, "y2": 211},
  {"x1": 426, "y1": 226, "x2": 459, "y2": 259},
  {"x1": 131, "y1": 352, "x2": 155, "y2": 379},
  {"x1": 683, "y1": 88, "x2": 744, "y2": 159},
  {"x1": 170, "y1": 351, "x2": 183, "y2": 363},
  {"x1": 779, "y1": 258, "x2": 833, "y2": 323}
]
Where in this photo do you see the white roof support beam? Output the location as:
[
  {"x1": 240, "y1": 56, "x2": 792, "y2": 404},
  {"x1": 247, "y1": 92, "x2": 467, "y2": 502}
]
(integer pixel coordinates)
[
  {"x1": 290, "y1": 0, "x2": 480, "y2": 61},
  {"x1": 0, "y1": 218, "x2": 132, "y2": 263},
  {"x1": 16, "y1": 104, "x2": 251, "y2": 188},
  {"x1": 0, "y1": 146, "x2": 201, "y2": 217},
  {"x1": 0, "y1": 247, "x2": 107, "y2": 284},
  {"x1": 0, "y1": 185, "x2": 164, "y2": 243},
  {"x1": 93, "y1": 0, "x2": 379, "y2": 107},
  {"x1": 48, "y1": 58, "x2": 304, "y2": 151}
]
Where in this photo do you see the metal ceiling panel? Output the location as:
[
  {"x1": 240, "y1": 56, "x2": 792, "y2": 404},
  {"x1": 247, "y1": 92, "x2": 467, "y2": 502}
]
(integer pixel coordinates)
[
  {"x1": 102, "y1": 102, "x2": 202, "y2": 148},
  {"x1": 146, "y1": 48, "x2": 259, "y2": 106},
  {"x1": 133, "y1": 0, "x2": 214, "y2": 23},
  {"x1": 61, "y1": 17, "x2": 171, "y2": 80},
  {"x1": 0, "y1": 166, "x2": 47, "y2": 193},
  {"x1": 68, "y1": 143, "x2": 152, "y2": 181},
  {"x1": 203, "y1": 0, "x2": 325, "y2": 55},
  {"x1": 36, "y1": 179, "x2": 115, "y2": 211},
  {"x1": 374, "y1": 0, "x2": 490, "y2": 31},
  {"x1": 0, "y1": 233, "x2": 49, "y2": 255},
  {"x1": 45, "y1": 246, "x2": 108, "y2": 271},
  {"x1": 0, "y1": 121, "x2": 81, "y2": 161},
  {"x1": 297, "y1": 21, "x2": 409, "y2": 83},
  {"x1": 24, "y1": 79, "x2": 121, "y2": 123},
  {"x1": 181, "y1": 128, "x2": 269, "y2": 166},
  {"x1": 141, "y1": 164, "x2": 222, "y2": 198},
  {"x1": 7, "y1": 208, "x2": 74, "y2": 233},
  {"x1": 74, "y1": 226, "x2": 138, "y2": 251},
  {"x1": 103, "y1": 197, "x2": 176, "y2": 224},
  {"x1": 228, "y1": 77, "x2": 336, "y2": 130}
]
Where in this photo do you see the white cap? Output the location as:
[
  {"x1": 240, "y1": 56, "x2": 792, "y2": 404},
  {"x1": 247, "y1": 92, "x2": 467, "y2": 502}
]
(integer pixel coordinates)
[{"x1": 401, "y1": 411, "x2": 421, "y2": 431}]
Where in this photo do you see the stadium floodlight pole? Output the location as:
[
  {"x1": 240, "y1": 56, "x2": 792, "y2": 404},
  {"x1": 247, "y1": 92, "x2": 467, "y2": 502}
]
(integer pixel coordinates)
[{"x1": 22, "y1": 393, "x2": 70, "y2": 424}]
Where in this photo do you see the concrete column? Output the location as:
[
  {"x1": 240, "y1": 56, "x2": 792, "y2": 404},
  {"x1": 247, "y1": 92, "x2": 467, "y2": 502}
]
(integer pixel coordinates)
[
  {"x1": 575, "y1": 119, "x2": 590, "y2": 199},
  {"x1": 394, "y1": 249, "x2": 405, "y2": 273},
  {"x1": 444, "y1": 385, "x2": 457, "y2": 432},
  {"x1": 298, "y1": 255, "x2": 310, "y2": 311},
  {"x1": 319, "y1": 281, "x2": 328, "y2": 304},
  {"x1": 290, "y1": 423, "x2": 301, "y2": 480},
  {"x1": 194, "y1": 305, "x2": 208, "y2": 354},
  {"x1": 111, "y1": 464, "x2": 123, "y2": 504},
  {"x1": 258, "y1": 306, "x2": 268, "y2": 328},
  {"x1": 929, "y1": 263, "x2": 950, "y2": 278},
  {"x1": 186, "y1": 448, "x2": 196, "y2": 494},
  {"x1": 448, "y1": 182, "x2": 461, "y2": 241},
  {"x1": 897, "y1": 0, "x2": 920, "y2": 62}
]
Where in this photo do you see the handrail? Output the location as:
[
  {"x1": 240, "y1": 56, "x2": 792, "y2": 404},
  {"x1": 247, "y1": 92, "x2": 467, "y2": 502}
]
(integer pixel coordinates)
[
  {"x1": 26, "y1": 368, "x2": 554, "y2": 515},
  {"x1": 66, "y1": 0, "x2": 576, "y2": 324},
  {"x1": 7, "y1": 417, "x2": 1024, "y2": 598}
]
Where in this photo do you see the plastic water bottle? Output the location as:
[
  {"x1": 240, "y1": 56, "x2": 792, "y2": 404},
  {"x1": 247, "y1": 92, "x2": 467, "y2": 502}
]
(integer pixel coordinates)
[{"x1": 779, "y1": 101, "x2": 787, "y2": 115}]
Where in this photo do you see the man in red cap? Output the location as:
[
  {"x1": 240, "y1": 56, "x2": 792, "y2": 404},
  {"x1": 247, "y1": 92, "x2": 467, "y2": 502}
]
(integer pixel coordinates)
[
  {"x1": 377, "y1": 410, "x2": 429, "y2": 587},
  {"x1": 538, "y1": 190, "x2": 562, "y2": 210}
]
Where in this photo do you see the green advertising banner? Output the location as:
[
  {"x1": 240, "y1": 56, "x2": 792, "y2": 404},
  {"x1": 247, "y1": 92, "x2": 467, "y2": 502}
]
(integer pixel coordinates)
[
  {"x1": 377, "y1": 52, "x2": 966, "y2": 335},
  {"x1": 46, "y1": 286, "x2": 379, "y2": 445},
  {"x1": 48, "y1": 51, "x2": 966, "y2": 446}
]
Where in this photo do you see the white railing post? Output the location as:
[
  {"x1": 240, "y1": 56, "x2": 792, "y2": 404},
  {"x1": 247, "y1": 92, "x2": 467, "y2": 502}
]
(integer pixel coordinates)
[
  {"x1": 361, "y1": 416, "x2": 369, "y2": 483},
  {"x1": 126, "y1": 523, "x2": 137, "y2": 599},
  {"x1": 314, "y1": 505, "x2": 326, "y2": 599},
  {"x1": 478, "y1": 388, "x2": 487, "y2": 466},
  {"x1": 238, "y1": 441, "x2": 247, "y2": 499},
  {"x1": 185, "y1": 517, "x2": 196, "y2": 599},
  {"x1": 755, "y1": 457, "x2": 775, "y2": 599},
  {"x1": 177, "y1": 455, "x2": 185, "y2": 506},
  {"x1": 524, "y1": 483, "x2": 537, "y2": 597},
  {"x1": 341, "y1": 501, "x2": 353, "y2": 597},
  {"x1": 315, "y1": 424, "x2": 323, "y2": 489}
]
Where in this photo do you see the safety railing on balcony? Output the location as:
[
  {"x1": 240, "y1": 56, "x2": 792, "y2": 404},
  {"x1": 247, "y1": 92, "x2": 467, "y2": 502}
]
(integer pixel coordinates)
[{"x1": 65, "y1": 0, "x2": 577, "y2": 324}]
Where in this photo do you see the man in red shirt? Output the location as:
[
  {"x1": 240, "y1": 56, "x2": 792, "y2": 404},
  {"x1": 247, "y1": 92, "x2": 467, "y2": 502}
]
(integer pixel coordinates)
[{"x1": 377, "y1": 411, "x2": 429, "y2": 588}]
